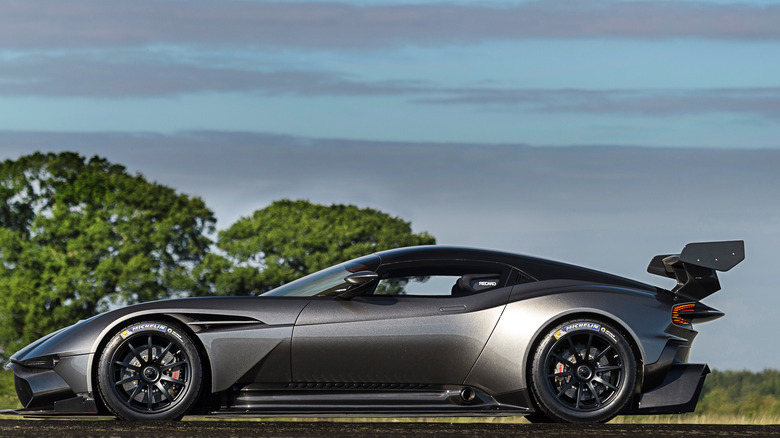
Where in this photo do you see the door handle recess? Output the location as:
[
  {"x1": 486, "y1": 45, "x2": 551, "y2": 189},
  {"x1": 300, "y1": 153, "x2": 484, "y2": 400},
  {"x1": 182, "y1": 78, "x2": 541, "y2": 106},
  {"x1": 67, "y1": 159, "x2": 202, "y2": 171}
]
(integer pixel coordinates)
[{"x1": 439, "y1": 305, "x2": 467, "y2": 313}]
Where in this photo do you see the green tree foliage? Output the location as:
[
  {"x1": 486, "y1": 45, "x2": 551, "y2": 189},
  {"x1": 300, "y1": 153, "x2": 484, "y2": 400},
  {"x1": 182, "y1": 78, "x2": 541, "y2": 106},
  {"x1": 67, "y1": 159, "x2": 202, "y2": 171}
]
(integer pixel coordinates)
[
  {"x1": 0, "y1": 369, "x2": 20, "y2": 409},
  {"x1": 191, "y1": 199, "x2": 436, "y2": 296},
  {"x1": 189, "y1": 253, "x2": 264, "y2": 296},
  {"x1": 0, "y1": 152, "x2": 215, "y2": 361},
  {"x1": 697, "y1": 369, "x2": 780, "y2": 417}
]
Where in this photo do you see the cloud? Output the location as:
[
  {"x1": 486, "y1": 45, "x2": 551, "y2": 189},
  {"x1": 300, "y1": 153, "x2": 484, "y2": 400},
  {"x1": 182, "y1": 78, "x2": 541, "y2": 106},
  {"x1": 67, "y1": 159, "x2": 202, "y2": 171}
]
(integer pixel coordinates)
[
  {"x1": 2, "y1": 0, "x2": 780, "y2": 50},
  {"x1": 3, "y1": 56, "x2": 779, "y2": 119},
  {"x1": 0, "y1": 130, "x2": 776, "y2": 224},
  {"x1": 0, "y1": 56, "x2": 429, "y2": 98},
  {"x1": 418, "y1": 88, "x2": 780, "y2": 118}
]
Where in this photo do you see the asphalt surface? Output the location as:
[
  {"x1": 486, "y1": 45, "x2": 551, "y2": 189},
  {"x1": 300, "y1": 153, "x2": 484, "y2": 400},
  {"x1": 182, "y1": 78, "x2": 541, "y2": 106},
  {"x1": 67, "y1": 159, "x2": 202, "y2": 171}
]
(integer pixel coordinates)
[{"x1": 1, "y1": 420, "x2": 779, "y2": 438}]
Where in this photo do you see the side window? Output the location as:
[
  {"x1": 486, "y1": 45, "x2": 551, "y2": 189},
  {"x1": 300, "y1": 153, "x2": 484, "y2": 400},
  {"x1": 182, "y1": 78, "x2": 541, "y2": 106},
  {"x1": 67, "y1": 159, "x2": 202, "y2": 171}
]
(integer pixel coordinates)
[
  {"x1": 374, "y1": 275, "x2": 458, "y2": 296},
  {"x1": 372, "y1": 263, "x2": 505, "y2": 297}
]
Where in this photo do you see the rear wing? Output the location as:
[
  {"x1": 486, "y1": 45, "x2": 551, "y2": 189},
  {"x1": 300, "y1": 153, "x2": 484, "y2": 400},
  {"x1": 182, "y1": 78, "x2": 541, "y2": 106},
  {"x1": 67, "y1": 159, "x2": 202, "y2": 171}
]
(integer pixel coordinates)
[{"x1": 647, "y1": 241, "x2": 745, "y2": 301}]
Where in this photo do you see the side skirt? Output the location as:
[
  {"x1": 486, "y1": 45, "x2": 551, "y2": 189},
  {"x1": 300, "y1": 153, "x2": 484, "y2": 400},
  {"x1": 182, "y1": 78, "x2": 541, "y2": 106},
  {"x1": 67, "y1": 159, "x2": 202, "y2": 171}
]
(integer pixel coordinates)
[{"x1": 215, "y1": 384, "x2": 533, "y2": 416}]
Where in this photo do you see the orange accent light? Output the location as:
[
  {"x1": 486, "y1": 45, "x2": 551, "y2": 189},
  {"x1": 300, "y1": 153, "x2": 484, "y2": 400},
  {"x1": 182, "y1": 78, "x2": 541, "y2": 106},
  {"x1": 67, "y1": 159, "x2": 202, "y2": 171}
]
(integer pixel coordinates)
[{"x1": 672, "y1": 303, "x2": 696, "y2": 326}]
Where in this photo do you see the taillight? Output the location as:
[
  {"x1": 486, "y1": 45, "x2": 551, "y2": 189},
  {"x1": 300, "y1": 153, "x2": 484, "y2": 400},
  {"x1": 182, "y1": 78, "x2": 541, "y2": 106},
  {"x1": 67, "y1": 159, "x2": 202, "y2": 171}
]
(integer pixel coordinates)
[
  {"x1": 671, "y1": 302, "x2": 724, "y2": 327},
  {"x1": 672, "y1": 303, "x2": 696, "y2": 326}
]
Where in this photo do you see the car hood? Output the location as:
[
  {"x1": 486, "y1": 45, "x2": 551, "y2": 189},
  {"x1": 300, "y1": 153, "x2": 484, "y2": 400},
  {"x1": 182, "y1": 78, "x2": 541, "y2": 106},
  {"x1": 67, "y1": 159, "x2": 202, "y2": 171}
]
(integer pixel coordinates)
[{"x1": 10, "y1": 295, "x2": 308, "y2": 363}]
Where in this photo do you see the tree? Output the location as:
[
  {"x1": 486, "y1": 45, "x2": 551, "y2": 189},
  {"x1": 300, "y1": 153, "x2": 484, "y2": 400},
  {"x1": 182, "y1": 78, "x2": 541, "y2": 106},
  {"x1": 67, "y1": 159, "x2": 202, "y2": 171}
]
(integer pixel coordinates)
[
  {"x1": 195, "y1": 199, "x2": 436, "y2": 296},
  {"x1": 0, "y1": 152, "x2": 215, "y2": 361}
]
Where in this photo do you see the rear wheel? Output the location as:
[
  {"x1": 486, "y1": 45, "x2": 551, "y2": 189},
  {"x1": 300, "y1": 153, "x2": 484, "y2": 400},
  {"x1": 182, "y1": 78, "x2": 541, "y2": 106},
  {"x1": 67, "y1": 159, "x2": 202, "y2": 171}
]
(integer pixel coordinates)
[
  {"x1": 97, "y1": 321, "x2": 202, "y2": 420},
  {"x1": 529, "y1": 318, "x2": 636, "y2": 423}
]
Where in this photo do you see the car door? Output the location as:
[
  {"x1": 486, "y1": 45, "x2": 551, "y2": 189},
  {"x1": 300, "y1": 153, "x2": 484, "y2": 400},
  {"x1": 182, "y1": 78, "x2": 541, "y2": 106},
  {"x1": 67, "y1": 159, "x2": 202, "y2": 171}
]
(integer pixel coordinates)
[{"x1": 291, "y1": 260, "x2": 515, "y2": 385}]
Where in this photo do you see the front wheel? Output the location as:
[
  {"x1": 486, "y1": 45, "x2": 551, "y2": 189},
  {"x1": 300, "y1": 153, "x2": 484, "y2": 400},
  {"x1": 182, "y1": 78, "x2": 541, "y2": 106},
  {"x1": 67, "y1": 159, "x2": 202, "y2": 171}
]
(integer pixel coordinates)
[
  {"x1": 97, "y1": 321, "x2": 202, "y2": 420},
  {"x1": 529, "y1": 319, "x2": 637, "y2": 423}
]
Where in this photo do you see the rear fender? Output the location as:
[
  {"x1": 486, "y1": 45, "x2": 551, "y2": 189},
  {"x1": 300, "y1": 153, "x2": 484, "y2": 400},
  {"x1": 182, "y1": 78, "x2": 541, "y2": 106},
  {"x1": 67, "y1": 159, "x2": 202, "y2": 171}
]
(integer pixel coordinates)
[{"x1": 464, "y1": 282, "x2": 675, "y2": 396}]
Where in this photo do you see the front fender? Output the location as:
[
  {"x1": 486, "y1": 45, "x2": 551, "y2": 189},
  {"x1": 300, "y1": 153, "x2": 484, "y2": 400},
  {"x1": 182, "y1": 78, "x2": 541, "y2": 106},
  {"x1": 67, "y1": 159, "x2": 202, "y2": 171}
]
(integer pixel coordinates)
[{"x1": 12, "y1": 296, "x2": 310, "y2": 395}]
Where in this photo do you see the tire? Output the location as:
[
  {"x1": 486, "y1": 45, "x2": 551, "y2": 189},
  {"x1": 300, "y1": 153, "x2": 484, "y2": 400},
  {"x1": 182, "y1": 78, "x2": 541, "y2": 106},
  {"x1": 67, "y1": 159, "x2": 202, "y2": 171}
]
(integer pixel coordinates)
[
  {"x1": 97, "y1": 321, "x2": 202, "y2": 420},
  {"x1": 529, "y1": 318, "x2": 636, "y2": 423}
]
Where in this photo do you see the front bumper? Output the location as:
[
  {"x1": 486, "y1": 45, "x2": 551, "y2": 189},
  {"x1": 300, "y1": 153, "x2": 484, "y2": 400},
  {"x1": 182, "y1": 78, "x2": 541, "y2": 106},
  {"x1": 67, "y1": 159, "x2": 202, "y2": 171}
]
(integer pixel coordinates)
[
  {"x1": 9, "y1": 362, "x2": 72, "y2": 409},
  {"x1": 8, "y1": 354, "x2": 97, "y2": 414}
]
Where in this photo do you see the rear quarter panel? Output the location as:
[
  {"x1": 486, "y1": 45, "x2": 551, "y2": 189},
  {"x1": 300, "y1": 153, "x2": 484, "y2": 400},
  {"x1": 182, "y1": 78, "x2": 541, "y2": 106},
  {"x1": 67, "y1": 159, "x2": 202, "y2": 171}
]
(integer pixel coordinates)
[{"x1": 464, "y1": 280, "x2": 674, "y2": 395}]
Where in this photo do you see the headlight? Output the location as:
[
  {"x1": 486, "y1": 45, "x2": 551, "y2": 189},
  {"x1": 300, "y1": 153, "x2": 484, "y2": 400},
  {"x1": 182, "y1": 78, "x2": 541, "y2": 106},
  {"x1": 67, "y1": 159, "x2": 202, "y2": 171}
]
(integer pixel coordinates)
[{"x1": 21, "y1": 355, "x2": 60, "y2": 369}]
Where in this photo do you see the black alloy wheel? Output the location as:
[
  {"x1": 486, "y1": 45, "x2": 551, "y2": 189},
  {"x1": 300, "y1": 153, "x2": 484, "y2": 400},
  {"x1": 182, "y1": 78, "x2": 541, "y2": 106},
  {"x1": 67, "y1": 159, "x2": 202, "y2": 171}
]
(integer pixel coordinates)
[
  {"x1": 529, "y1": 318, "x2": 636, "y2": 423},
  {"x1": 97, "y1": 321, "x2": 202, "y2": 420}
]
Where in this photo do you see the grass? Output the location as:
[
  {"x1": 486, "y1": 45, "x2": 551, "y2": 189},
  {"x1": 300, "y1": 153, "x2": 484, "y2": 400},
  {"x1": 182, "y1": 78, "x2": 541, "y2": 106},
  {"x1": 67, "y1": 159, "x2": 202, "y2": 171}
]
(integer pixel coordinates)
[
  {"x1": 610, "y1": 414, "x2": 780, "y2": 425},
  {"x1": 0, "y1": 370, "x2": 20, "y2": 410}
]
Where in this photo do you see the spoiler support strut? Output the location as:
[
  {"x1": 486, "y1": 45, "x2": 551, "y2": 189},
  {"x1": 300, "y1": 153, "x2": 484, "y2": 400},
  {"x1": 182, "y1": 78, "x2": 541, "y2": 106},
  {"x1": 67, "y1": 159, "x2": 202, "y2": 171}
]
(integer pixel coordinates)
[{"x1": 647, "y1": 241, "x2": 745, "y2": 301}]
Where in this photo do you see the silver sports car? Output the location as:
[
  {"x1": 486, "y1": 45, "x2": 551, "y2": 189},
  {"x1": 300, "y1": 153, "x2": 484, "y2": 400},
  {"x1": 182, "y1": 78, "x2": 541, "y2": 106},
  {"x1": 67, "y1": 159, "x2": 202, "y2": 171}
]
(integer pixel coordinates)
[{"x1": 8, "y1": 241, "x2": 744, "y2": 423}]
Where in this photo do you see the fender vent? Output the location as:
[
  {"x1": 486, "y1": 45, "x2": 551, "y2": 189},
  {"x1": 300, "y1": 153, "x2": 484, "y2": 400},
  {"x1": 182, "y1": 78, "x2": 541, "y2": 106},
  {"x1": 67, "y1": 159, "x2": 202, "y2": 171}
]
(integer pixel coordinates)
[{"x1": 180, "y1": 313, "x2": 265, "y2": 330}]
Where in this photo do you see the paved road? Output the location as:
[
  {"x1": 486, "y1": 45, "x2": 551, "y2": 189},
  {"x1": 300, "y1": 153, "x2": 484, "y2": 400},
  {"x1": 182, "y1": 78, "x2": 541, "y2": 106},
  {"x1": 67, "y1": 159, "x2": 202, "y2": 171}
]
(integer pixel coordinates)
[{"x1": 1, "y1": 420, "x2": 779, "y2": 438}]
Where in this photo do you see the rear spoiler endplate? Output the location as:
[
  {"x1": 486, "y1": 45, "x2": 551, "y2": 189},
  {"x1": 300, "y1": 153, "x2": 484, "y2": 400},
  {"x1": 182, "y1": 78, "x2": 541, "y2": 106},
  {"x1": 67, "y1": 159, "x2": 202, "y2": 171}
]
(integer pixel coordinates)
[{"x1": 647, "y1": 240, "x2": 744, "y2": 301}]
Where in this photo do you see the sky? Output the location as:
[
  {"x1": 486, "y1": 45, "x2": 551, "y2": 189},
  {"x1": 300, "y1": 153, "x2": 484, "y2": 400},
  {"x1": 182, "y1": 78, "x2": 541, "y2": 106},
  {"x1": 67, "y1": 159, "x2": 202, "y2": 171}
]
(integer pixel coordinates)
[{"x1": 0, "y1": 0, "x2": 778, "y2": 371}]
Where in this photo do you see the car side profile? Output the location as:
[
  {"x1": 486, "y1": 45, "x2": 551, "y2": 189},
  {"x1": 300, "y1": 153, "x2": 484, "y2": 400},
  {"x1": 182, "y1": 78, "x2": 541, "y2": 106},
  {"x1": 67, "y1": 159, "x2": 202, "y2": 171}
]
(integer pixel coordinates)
[{"x1": 8, "y1": 241, "x2": 744, "y2": 423}]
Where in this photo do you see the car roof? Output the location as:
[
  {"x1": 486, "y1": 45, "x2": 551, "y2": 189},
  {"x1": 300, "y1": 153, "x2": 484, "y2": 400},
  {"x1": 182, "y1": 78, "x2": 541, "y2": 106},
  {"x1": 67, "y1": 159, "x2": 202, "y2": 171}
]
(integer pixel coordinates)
[{"x1": 373, "y1": 246, "x2": 658, "y2": 292}]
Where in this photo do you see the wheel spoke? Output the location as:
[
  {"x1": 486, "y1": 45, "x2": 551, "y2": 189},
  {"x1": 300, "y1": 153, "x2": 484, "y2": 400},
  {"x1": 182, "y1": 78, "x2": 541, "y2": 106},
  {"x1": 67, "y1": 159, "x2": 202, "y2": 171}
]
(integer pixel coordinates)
[
  {"x1": 594, "y1": 376, "x2": 619, "y2": 391},
  {"x1": 546, "y1": 371, "x2": 573, "y2": 379},
  {"x1": 115, "y1": 361, "x2": 140, "y2": 372},
  {"x1": 551, "y1": 353, "x2": 575, "y2": 368},
  {"x1": 556, "y1": 380, "x2": 578, "y2": 398},
  {"x1": 147, "y1": 336, "x2": 154, "y2": 362},
  {"x1": 127, "y1": 382, "x2": 143, "y2": 403},
  {"x1": 157, "y1": 342, "x2": 173, "y2": 365},
  {"x1": 575, "y1": 383, "x2": 584, "y2": 409},
  {"x1": 585, "y1": 334, "x2": 593, "y2": 361},
  {"x1": 567, "y1": 337, "x2": 581, "y2": 362},
  {"x1": 127, "y1": 343, "x2": 146, "y2": 364},
  {"x1": 587, "y1": 382, "x2": 602, "y2": 407},
  {"x1": 155, "y1": 381, "x2": 173, "y2": 403},
  {"x1": 161, "y1": 360, "x2": 188, "y2": 371},
  {"x1": 594, "y1": 345, "x2": 612, "y2": 361},
  {"x1": 115, "y1": 374, "x2": 140, "y2": 386},
  {"x1": 596, "y1": 365, "x2": 623, "y2": 372},
  {"x1": 160, "y1": 375, "x2": 186, "y2": 386},
  {"x1": 146, "y1": 386, "x2": 153, "y2": 411}
]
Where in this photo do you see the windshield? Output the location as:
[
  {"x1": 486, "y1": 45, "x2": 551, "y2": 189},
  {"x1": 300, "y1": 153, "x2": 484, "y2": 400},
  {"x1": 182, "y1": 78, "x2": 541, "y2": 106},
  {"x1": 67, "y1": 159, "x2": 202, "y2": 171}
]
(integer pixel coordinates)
[{"x1": 261, "y1": 254, "x2": 381, "y2": 297}]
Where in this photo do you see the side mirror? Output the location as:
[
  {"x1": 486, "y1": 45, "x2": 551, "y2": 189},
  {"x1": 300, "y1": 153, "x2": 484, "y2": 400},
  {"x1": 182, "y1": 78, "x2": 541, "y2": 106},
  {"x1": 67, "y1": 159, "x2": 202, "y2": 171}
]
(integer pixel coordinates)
[
  {"x1": 337, "y1": 271, "x2": 378, "y2": 299},
  {"x1": 345, "y1": 271, "x2": 378, "y2": 285}
]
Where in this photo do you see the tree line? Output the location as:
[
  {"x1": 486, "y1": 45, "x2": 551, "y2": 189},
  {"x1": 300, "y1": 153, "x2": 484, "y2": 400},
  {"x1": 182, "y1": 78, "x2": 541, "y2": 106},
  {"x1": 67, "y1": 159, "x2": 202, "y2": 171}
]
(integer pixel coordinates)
[
  {"x1": 696, "y1": 369, "x2": 780, "y2": 418},
  {"x1": 0, "y1": 152, "x2": 434, "y2": 362}
]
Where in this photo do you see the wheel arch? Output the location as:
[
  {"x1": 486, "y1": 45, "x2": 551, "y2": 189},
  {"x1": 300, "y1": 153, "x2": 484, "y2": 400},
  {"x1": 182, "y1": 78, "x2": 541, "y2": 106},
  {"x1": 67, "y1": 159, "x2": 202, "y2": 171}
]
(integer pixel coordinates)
[
  {"x1": 88, "y1": 313, "x2": 213, "y2": 413},
  {"x1": 523, "y1": 309, "x2": 645, "y2": 392}
]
